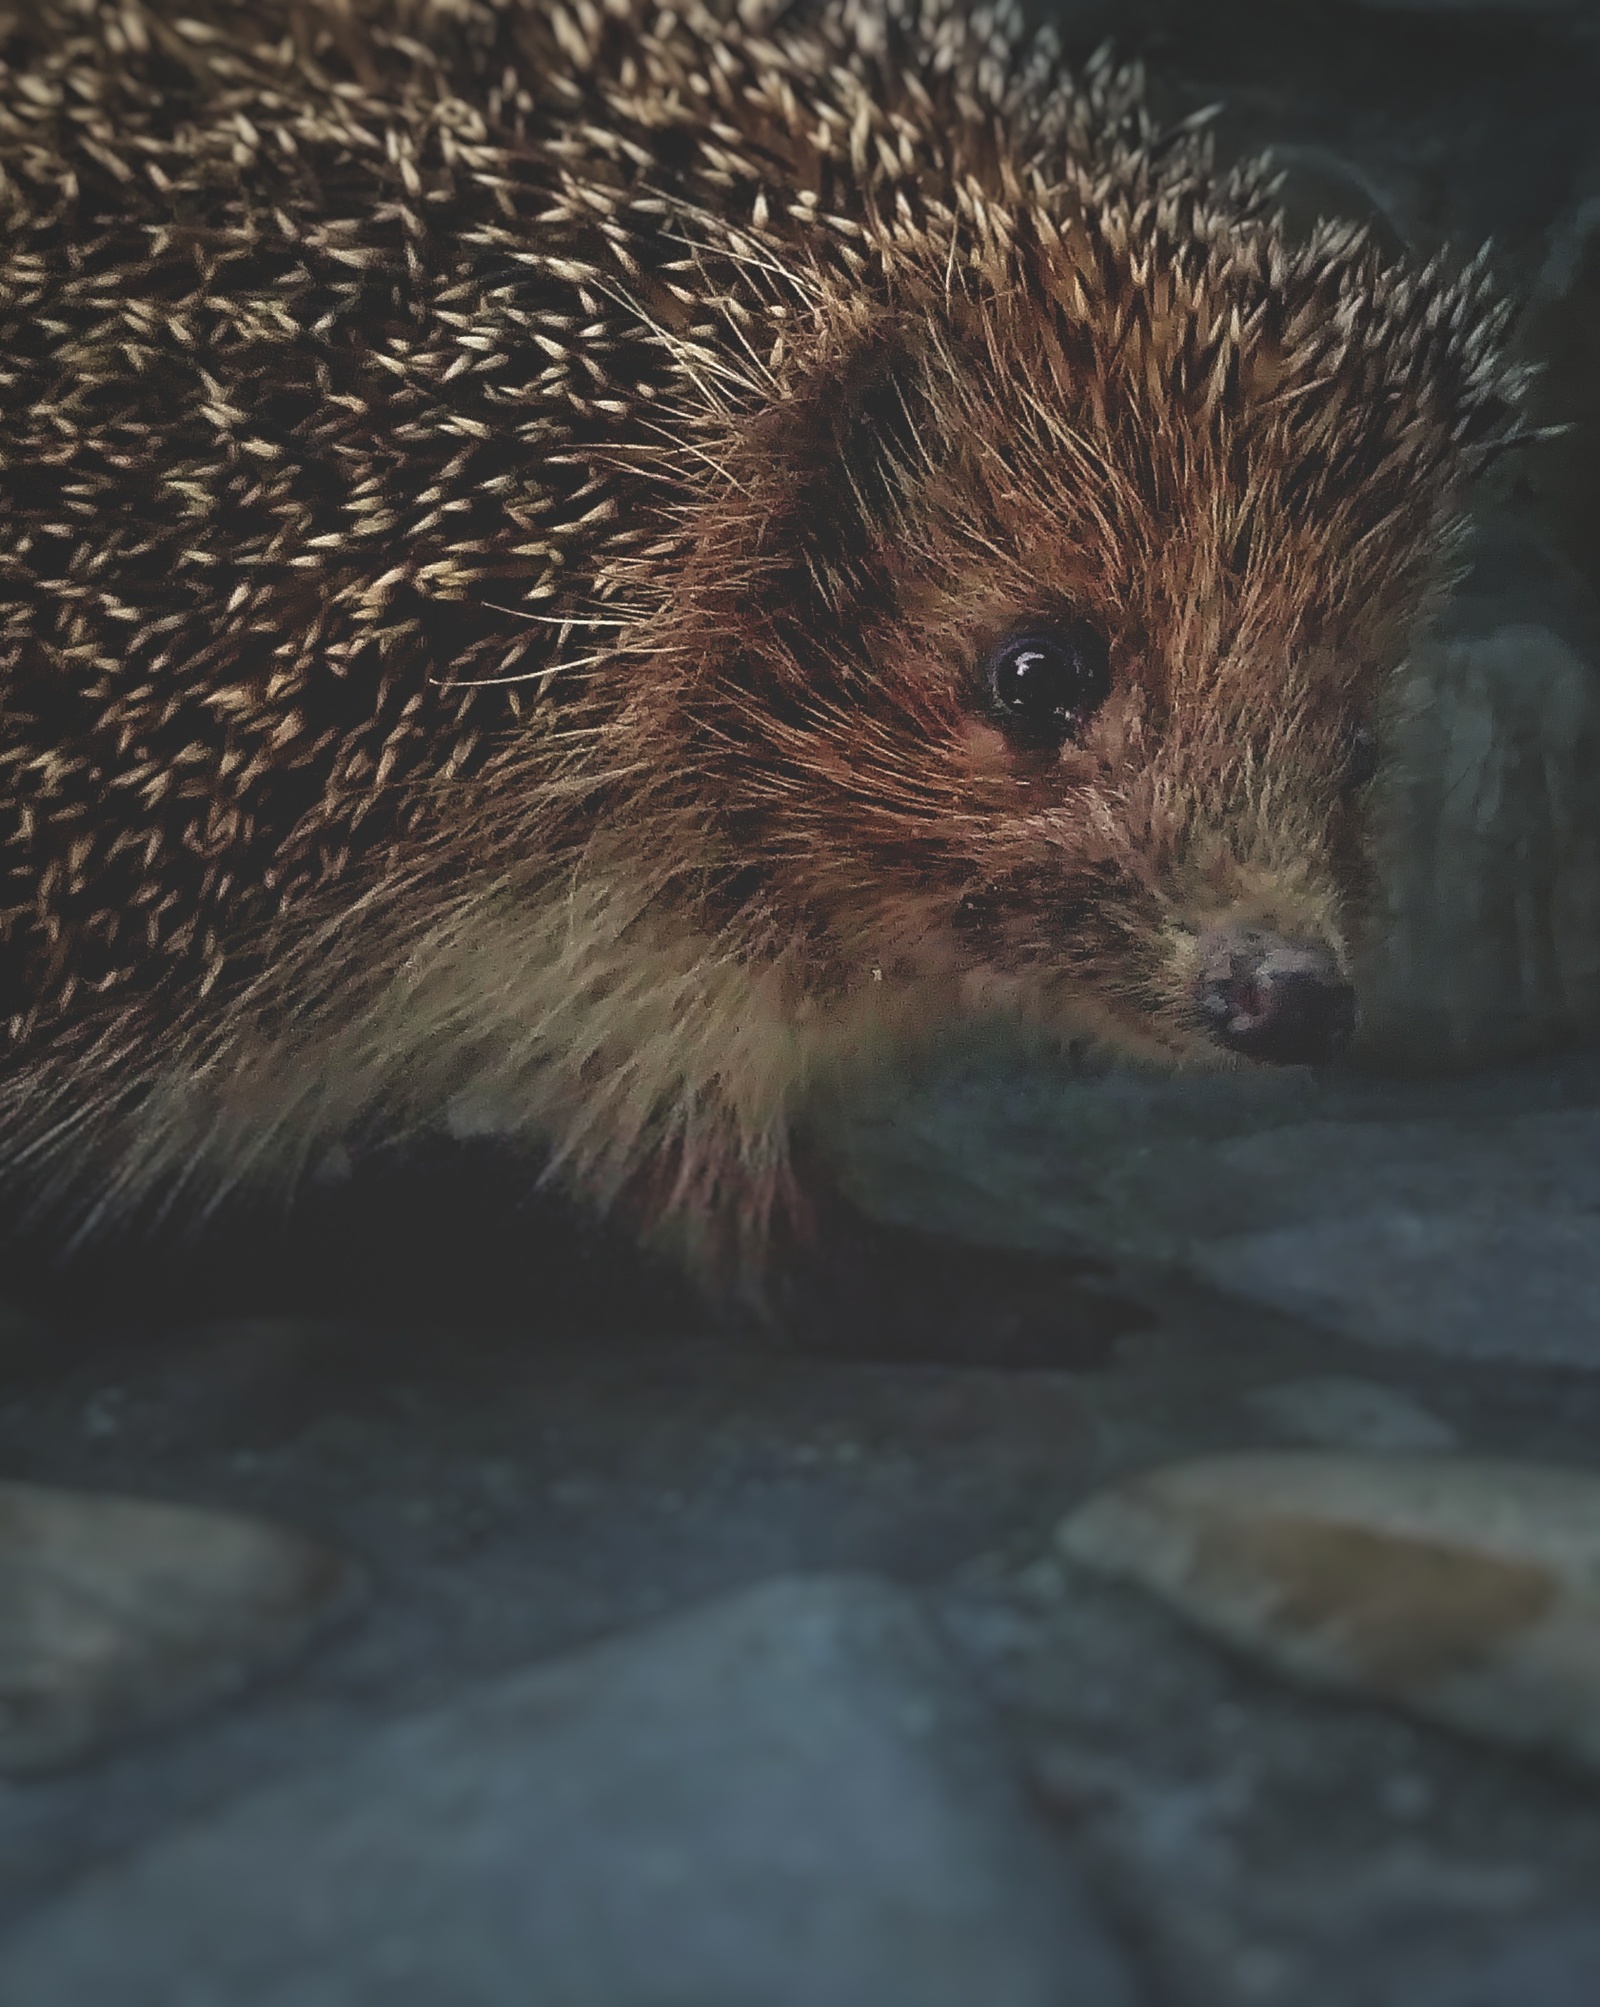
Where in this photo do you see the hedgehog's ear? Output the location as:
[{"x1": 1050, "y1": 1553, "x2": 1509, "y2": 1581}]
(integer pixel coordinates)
[
  {"x1": 681, "y1": 318, "x2": 945, "y2": 678},
  {"x1": 809, "y1": 321, "x2": 938, "y2": 530},
  {"x1": 753, "y1": 319, "x2": 941, "y2": 598}
]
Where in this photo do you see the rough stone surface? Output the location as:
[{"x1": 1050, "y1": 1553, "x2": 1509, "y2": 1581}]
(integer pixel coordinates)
[
  {"x1": 1058, "y1": 1452, "x2": 1600, "y2": 1773},
  {"x1": 1434, "y1": 1922, "x2": 1600, "y2": 2006},
  {"x1": 0, "y1": 1574, "x2": 1133, "y2": 2007},
  {"x1": 833, "y1": 1055, "x2": 1600, "y2": 1362},
  {"x1": 942, "y1": 1552, "x2": 1600, "y2": 2007},
  {"x1": 1189, "y1": 1201, "x2": 1600, "y2": 1364},
  {"x1": 1243, "y1": 1378, "x2": 1458, "y2": 1452},
  {"x1": 8, "y1": 1180, "x2": 1600, "y2": 2005},
  {"x1": 0, "y1": 1481, "x2": 356, "y2": 1775}
]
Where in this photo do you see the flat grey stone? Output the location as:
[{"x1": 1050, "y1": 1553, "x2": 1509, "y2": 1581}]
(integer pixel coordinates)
[
  {"x1": 0, "y1": 1482, "x2": 357, "y2": 1775},
  {"x1": 1425, "y1": 1919, "x2": 1600, "y2": 2007},
  {"x1": 834, "y1": 1060, "x2": 1600, "y2": 1363},
  {"x1": 0, "y1": 1574, "x2": 1135, "y2": 2007},
  {"x1": 1191, "y1": 1205, "x2": 1600, "y2": 1365},
  {"x1": 1245, "y1": 1377, "x2": 1458, "y2": 1452},
  {"x1": 1059, "y1": 1452, "x2": 1600, "y2": 1776}
]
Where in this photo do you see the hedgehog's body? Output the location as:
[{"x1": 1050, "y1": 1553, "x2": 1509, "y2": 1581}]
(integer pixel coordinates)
[{"x1": 0, "y1": 0, "x2": 1519, "y2": 1297}]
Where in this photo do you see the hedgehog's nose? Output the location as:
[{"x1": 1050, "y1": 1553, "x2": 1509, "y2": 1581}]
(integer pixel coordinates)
[{"x1": 1195, "y1": 929, "x2": 1356, "y2": 1066}]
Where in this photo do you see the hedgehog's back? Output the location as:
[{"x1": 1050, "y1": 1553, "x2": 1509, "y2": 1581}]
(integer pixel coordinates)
[{"x1": 0, "y1": 0, "x2": 645, "y2": 1037}]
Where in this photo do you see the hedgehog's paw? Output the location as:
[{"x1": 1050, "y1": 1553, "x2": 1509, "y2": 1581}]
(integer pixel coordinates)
[{"x1": 778, "y1": 1202, "x2": 1149, "y2": 1369}]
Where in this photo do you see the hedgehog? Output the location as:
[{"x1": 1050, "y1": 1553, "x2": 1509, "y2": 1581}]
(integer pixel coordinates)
[{"x1": 0, "y1": 0, "x2": 1524, "y2": 1320}]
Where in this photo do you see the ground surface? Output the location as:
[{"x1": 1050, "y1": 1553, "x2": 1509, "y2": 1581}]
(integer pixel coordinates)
[{"x1": 4, "y1": 1, "x2": 1600, "y2": 2002}]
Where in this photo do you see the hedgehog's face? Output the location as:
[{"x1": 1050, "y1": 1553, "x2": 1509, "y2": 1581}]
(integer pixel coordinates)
[
  {"x1": 649, "y1": 247, "x2": 1509, "y2": 1071},
  {"x1": 823, "y1": 505, "x2": 1385, "y2": 1072},
  {"x1": 941, "y1": 611, "x2": 1368, "y2": 1066}
]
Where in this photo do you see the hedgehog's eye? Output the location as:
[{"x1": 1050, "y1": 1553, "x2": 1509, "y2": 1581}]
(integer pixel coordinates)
[
  {"x1": 1341, "y1": 723, "x2": 1379, "y2": 793},
  {"x1": 984, "y1": 625, "x2": 1111, "y2": 749}
]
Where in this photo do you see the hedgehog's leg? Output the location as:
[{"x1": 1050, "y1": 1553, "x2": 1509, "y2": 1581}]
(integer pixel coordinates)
[
  {"x1": 764, "y1": 1166, "x2": 1150, "y2": 1369},
  {"x1": 607, "y1": 1107, "x2": 1142, "y2": 1366}
]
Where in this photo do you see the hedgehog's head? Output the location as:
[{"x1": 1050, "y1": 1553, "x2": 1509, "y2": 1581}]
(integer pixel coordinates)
[{"x1": 615, "y1": 198, "x2": 1521, "y2": 1074}]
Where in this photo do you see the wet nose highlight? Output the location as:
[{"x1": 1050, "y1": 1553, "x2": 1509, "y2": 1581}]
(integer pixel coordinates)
[{"x1": 1195, "y1": 930, "x2": 1356, "y2": 1065}]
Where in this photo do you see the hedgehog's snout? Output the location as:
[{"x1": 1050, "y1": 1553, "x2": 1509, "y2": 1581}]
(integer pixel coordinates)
[{"x1": 1194, "y1": 928, "x2": 1356, "y2": 1066}]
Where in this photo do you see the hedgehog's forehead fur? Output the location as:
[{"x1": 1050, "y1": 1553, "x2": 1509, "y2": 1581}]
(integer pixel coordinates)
[{"x1": 0, "y1": 0, "x2": 1524, "y2": 1268}]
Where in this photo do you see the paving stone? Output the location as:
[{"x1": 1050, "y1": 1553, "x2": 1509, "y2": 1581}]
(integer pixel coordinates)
[
  {"x1": 1058, "y1": 1452, "x2": 1600, "y2": 1775},
  {"x1": 834, "y1": 1058, "x2": 1600, "y2": 1362},
  {"x1": 943, "y1": 1549, "x2": 1600, "y2": 2007},
  {"x1": 0, "y1": 1482, "x2": 358, "y2": 1775},
  {"x1": 1421, "y1": 1918, "x2": 1600, "y2": 2007},
  {"x1": 0, "y1": 1574, "x2": 1137, "y2": 2007},
  {"x1": 1189, "y1": 1203, "x2": 1600, "y2": 1365},
  {"x1": 1245, "y1": 1378, "x2": 1458, "y2": 1452}
]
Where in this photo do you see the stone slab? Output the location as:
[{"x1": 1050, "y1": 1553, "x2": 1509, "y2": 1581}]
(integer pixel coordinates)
[
  {"x1": 1190, "y1": 1206, "x2": 1600, "y2": 1366},
  {"x1": 1059, "y1": 1451, "x2": 1600, "y2": 1776},
  {"x1": 1427, "y1": 1920, "x2": 1600, "y2": 2007},
  {"x1": 0, "y1": 1481, "x2": 357, "y2": 1775},
  {"x1": 0, "y1": 1574, "x2": 1136, "y2": 2007},
  {"x1": 834, "y1": 1059, "x2": 1600, "y2": 1364},
  {"x1": 1244, "y1": 1377, "x2": 1458, "y2": 1452}
]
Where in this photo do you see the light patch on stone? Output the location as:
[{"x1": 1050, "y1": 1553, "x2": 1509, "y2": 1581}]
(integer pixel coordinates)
[
  {"x1": 1058, "y1": 1452, "x2": 1600, "y2": 1772},
  {"x1": 0, "y1": 1481, "x2": 358, "y2": 1774}
]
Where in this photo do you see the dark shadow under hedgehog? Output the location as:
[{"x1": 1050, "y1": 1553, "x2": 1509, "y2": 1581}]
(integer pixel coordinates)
[{"x1": 0, "y1": 0, "x2": 1527, "y2": 1320}]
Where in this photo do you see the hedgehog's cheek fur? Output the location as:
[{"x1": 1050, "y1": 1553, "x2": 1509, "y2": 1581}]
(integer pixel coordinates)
[{"x1": 71, "y1": 829, "x2": 1351, "y2": 1299}]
